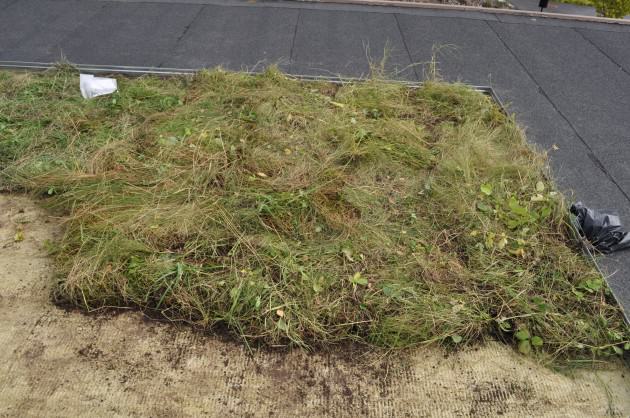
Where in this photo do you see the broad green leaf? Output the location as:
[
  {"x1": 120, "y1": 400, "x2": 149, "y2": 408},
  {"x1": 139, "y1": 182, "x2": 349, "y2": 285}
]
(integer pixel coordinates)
[
  {"x1": 451, "y1": 335, "x2": 463, "y2": 344},
  {"x1": 496, "y1": 235, "x2": 508, "y2": 250},
  {"x1": 485, "y1": 233, "x2": 495, "y2": 249},
  {"x1": 531, "y1": 336, "x2": 543, "y2": 347},
  {"x1": 350, "y1": 272, "x2": 368, "y2": 286},
  {"x1": 518, "y1": 339, "x2": 532, "y2": 355},
  {"x1": 586, "y1": 278, "x2": 603, "y2": 292},
  {"x1": 540, "y1": 206, "x2": 552, "y2": 219},
  {"x1": 477, "y1": 202, "x2": 492, "y2": 213},
  {"x1": 508, "y1": 197, "x2": 528, "y2": 217},
  {"x1": 579, "y1": 278, "x2": 603, "y2": 293},
  {"x1": 515, "y1": 329, "x2": 530, "y2": 341},
  {"x1": 612, "y1": 345, "x2": 623, "y2": 355},
  {"x1": 507, "y1": 219, "x2": 522, "y2": 229},
  {"x1": 509, "y1": 247, "x2": 526, "y2": 258},
  {"x1": 498, "y1": 320, "x2": 512, "y2": 331},
  {"x1": 382, "y1": 285, "x2": 396, "y2": 297},
  {"x1": 159, "y1": 136, "x2": 180, "y2": 146},
  {"x1": 480, "y1": 183, "x2": 493, "y2": 196},
  {"x1": 572, "y1": 289, "x2": 585, "y2": 300},
  {"x1": 535, "y1": 181, "x2": 545, "y2": 192}
]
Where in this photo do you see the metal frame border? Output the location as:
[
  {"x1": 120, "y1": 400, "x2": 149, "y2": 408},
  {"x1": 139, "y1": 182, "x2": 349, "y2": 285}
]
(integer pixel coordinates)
[{"x1": 0, "y1": 60, "x2": 506, "y2": 109}]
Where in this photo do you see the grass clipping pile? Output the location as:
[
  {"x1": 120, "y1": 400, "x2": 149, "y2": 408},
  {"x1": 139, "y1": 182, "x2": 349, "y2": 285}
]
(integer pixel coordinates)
[{"x1": 1, "y1": 69, "x2": 628, "y2": 363}]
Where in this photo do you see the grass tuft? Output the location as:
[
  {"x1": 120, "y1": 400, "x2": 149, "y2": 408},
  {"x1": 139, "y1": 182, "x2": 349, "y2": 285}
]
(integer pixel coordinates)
[{"x1": 1, "y1": 67, "x2": 627, "y2": 363}]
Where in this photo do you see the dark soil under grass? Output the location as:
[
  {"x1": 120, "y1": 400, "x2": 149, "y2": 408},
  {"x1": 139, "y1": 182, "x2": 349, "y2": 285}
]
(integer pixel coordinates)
[{"x1": 0, "y1": 68, "x2": 627, "y2": 363}]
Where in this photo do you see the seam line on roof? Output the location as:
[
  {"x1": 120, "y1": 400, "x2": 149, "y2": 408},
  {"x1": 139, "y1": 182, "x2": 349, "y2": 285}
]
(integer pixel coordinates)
[
  {"x1": 158, "y1": 4, "x2": 206, "y2": 68},
  {"x1": 288, "y1": 9, "x2": 301, "y2": 66},
  {"x1": 574, "y1": 28, "x2": 630, "y2": 78},
  {"x1": 485, "y1": 20, "x2": 630, "y2": 203},
  {"x1": 394, "y1": 13, "x2": 420, "y2": 81}
]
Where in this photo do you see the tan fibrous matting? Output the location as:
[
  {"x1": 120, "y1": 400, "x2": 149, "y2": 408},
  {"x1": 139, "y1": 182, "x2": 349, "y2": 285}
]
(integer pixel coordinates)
[{"x1": 0, "y1": 195, "x2": 628, "y2": 417}]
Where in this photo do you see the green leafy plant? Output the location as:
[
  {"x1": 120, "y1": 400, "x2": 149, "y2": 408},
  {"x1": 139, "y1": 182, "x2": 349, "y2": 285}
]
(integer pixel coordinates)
[
  {"x1": 515, "y1": 329, "x2": 544, "y2": 354},
  {"x1": 1, "y1": 68, "x2": 628, "y2": 364},
  {"x1": 593, "y1": 0, "x2": 630, "y2": 17}
]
